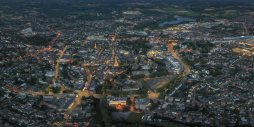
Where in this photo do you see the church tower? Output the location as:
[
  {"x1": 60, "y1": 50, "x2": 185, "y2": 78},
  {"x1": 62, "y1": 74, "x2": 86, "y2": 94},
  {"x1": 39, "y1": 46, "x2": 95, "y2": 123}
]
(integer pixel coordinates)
[
  {"x1": 114, "y1": 56, "x2": 119, "y2": 67},
  {"x1": 94, "y1": 43, "x2": 98, "y2": 49}
]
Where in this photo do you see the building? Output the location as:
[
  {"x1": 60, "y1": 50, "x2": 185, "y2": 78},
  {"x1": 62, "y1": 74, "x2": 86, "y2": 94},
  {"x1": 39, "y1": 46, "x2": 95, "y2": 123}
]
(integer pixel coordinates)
[
  {"x1": 39, "y1": 101, "x2": 58, "y2": 109},
  {"x1": 142, "y1": 65, "x2": 150, "y2": 70},
  {"x1": 113, "y1": 56, "x2": 119, "y2": 67},
  {"x1": 135, "y1": 98, "x2": 151, "y2": 111},
  {"x1": 20, "y1": 92, "x2": 27, "y2": 99},
  {"x1": 123, "y1": 11, "x2": 142, "y2": 15},
  {"x1": 43, "y1": 95, "x2": 54, "y2": 102},
  {"x1": 60, "y1": 54, "x2": 72, "y2": 63},
  {"x1": 45, "y1": 71, "x2": 54, "y2": 77},
  {"x1": 61, "y1": 96, "x2": 76, "y2": 111},
  {"x1": 223, "y1": 36, "x2": 253, "y2": 40},
  {"x1": 132, "y1": 71, "x2": 150, "y2": 76},
  {"x1": 54, "y1": 81, "x2": 60, "y2": 87},
  {"x1": 122, "y1": 79, "x2": 142, "y2": 91},
  {"x1": 107, "y1": 97, "x2": 127, "y2": 106},
  {"x1": 119, "y1": 50, "x2": 129, "y2": 55},
  {"x1": 21, "y1": 28, "x2": 35, "y2": 36},
  {"x1": 166, "y1": 56, "x2": 183, "y2": 74}
]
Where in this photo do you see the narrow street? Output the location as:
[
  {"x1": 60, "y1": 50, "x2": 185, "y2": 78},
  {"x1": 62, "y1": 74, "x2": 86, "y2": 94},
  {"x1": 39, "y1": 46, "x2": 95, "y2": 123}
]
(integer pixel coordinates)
[
  {"x1": 63, "y1": 91, "x2": 102, "y2": 119},
  {"x1": 63, "y1": 65, "x2": 101, "y2": 119},
  {"x1": 46, "y1": 46, "x2": 67, "y2": 95},
  {"x1": 54, "y1": 46, "x2": 67, "y2": 80}
]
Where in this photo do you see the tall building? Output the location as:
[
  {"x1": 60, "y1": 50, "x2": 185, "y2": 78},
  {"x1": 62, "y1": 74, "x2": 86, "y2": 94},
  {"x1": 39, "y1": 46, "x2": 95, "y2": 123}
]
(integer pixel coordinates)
[
  {"x1": 114, "y1": 56, "x2": 119, "y2": 67},
  {"x1": 94, "y1": 43, "x2": 98, "y2": 49}
]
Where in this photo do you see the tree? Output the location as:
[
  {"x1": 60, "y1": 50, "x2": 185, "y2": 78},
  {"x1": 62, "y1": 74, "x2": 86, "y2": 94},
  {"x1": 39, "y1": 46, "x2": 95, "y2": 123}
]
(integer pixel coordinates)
[
  {"x1": 126, "y1": 98, "x2": 132, "y2": 106},
  {"x1": 158, "y1": 92, "x2": 166, "y2": 99},
  {"x1": 89, "y1": 95, "x2": 94, "y2": 99},
  {"x1": 82, "y1": 96, "x2": 86, "y2": 100},
  {"x1": 100, "y1": 96, "x2": 107, "y2": 105},
  {"x1": 44, "y1": 91, "x2": 49, "y2": 94},
  {"x1": 96, "y1": 124, "x2": 102, "y2": 127},
  {"x1": 52, "y1": 87, "x2": 61, "y2": 93},
  {"x1": 101, "y1": 86, "x2": 106, "y2": 94},
  {"x1": 131, "y1": 74, "x2": 145, "y2": 79},
  {"x1": 40, "y1": 105, "x2": 48, "y2": 110}
]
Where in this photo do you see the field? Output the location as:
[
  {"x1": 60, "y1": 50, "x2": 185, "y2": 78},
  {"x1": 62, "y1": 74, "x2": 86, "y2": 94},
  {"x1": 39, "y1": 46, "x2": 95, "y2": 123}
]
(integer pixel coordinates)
[
  {"x1": 0, "y1": 1, "x2": 253, "y2": 22},
  {"x1": 178, "y1": 11, "x2": 188, "y2": 13},
  {"x1": 246, "y1": 12, "x2": 254, "y2": 15},
  {"x1": 163, "y1": 7, "x2": 199, "y2": 17},
  {"x1": 204, "y1": 8, "x2": 214, "y2": 11},
  {"x1": 225, "y1": 10, "x2": 237, "y2": 13},
  {"x1": 126, "y1": 112, "x2": 143, "y2": 123},
  {"x1": 146, "y1": 75, "x2": 175, "y2": 90},
  {"x1": 150, "y1": 9, "x2": 165, "y2": 13}
]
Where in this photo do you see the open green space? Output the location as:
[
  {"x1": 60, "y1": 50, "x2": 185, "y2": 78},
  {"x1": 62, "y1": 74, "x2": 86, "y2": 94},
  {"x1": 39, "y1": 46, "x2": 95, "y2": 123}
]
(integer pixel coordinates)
[{"x1": 126, "y1": 112, "x2": 143, "y2": 123}]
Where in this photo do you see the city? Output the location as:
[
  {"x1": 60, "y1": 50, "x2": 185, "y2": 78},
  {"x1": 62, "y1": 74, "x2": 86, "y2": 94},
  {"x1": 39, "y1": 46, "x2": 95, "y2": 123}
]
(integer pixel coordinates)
[{"x1": 1, "y1": 0, "x2": 254, "y2": 127}]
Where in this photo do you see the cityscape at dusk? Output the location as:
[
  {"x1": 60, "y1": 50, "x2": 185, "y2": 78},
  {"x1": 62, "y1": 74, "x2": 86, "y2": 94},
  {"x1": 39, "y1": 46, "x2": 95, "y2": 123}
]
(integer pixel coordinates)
[{"x1": 1, "y1": 0, "x2": 254, "y2": 127}]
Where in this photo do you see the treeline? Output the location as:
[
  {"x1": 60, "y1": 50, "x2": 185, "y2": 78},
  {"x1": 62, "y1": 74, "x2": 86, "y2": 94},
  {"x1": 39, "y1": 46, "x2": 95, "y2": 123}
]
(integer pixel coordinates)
[
  {"x1": 135, "y1": 80, "x2": 148, "y2": 96},
  {"x1": 149, "y1": 66, "x2": 168, "y2": 78},
  {"x1": 158, "y1": 73, "x2": 183, "y2": 99},
  {"x1": 196, "y1": 41, "x2": 215, "y2": 53},
  {"x1": 20, "y1": 34, "x2": 53, "y2": 46},
  {"x1": 134, "y1": 15, "x2": 175, "y2": 30},
  {"x1": 99, "y1": 96, "x2": 117, "y2": 127},
  {"x1": 209, "y1": 66, "x2": 223, "y2": 77},
  {"x1": 77, "y1": 14, "x2": 109, "y2": 21},
  {"x1": 131, "y1": 74, "x2": 145, "y2": 79},
  {"x1": 148, "y1": 57, "x2": 168, "y2": 78},
  {"x1": 105, "y1": 90, "x2": 128, "y2": 96},
  {"x1": 181, "y1": 57, "x2": 207, "y2": 67},
  {"x1": 150, "y1": 57, "x2": 166, "y2": 67},
  {"x1": 119, "y1": 39, "x2": 152, "y2": 54}
]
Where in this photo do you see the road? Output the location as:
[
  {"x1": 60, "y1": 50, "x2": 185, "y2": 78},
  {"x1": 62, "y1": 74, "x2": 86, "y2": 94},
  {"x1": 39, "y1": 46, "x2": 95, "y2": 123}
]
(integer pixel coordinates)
[
  {"x1": 54, "y1": 46, "x2": 67, "y2": 80},
  {"x1": 63, "y1": 90, "x2": 102, "y2": 119},
  {"x1": 55, "y1": 46, "x2": 67, "y2": 94},
  {"x1": 63, "y1": 65, "x2": 101, "y2": 119},
  {"x1": 44, "y1": 45, "x2": 67, "y2": 95},
  {"x1": 168, "y1": 43, "x2": 191, "y2": 77}
]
